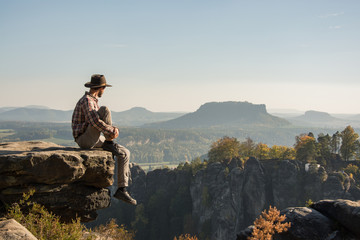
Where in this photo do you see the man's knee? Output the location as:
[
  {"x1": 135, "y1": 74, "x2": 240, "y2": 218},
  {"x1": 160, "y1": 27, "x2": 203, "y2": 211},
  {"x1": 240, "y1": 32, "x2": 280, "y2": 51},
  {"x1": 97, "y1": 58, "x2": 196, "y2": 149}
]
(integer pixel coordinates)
[
  {"x1": 116, "y1": 147, "x2": 130, "y2": 161},
  {"x1": 98, "y1": 106, "x2": 110, "y2": 117},
  {"x1": 99, "y1": 106, "x2": 110, "y2": 113},
  {"x1": 122, "y1": 148, "x2": 130, "y2": 160}
]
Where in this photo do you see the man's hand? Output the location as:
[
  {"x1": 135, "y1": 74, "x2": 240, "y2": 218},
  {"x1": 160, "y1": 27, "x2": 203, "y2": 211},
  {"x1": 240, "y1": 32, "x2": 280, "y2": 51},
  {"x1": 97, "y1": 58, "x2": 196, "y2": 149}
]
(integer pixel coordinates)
[
  {"x1": 105, "y1": 127, "x2": 119, "y2": 141},
  {"x1": 111, "y1": 127, "x2": 119, "y2": 139}
]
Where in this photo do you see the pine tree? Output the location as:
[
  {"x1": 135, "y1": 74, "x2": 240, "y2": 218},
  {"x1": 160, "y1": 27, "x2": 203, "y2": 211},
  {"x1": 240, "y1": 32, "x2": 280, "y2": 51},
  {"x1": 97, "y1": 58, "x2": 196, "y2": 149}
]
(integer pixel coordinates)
[{"x1": 340, "y1": 126, "x2": 359, "y2": 161}]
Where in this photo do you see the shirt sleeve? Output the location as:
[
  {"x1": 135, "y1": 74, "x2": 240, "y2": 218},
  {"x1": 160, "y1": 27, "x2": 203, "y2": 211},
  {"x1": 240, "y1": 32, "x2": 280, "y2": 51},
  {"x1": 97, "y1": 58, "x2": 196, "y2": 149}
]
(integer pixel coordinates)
[{"x1": 82, "y1": 97, "x2": 115, "y2": 136}]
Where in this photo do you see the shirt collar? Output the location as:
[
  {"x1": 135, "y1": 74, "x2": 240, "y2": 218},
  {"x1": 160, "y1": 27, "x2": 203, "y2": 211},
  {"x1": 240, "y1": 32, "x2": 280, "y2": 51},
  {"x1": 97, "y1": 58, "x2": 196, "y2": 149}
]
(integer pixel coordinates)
[{"x1": 85, "y1": 91, "x2": 98, "y2": 102}]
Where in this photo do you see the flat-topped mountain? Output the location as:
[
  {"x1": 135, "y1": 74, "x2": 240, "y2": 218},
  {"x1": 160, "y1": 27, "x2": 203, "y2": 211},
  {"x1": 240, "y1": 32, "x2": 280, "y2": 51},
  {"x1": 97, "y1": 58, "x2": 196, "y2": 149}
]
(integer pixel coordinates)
[
  {"x1": 144, "y1": 101, "x2": 290, "y2": 129},
  {"x1": 287, "y1": 110, "x2": 360, "y2": 127},
  {"x1": 295, "y1": 110, "x2": 339, "y2": 122}
]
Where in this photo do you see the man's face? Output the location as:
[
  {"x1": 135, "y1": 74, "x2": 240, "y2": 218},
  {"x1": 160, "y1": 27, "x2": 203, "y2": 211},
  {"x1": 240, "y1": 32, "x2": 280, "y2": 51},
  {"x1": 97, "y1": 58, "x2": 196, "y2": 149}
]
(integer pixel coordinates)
[{"x1": 98, "y1": 86, "x2": 106, "y2": 98}]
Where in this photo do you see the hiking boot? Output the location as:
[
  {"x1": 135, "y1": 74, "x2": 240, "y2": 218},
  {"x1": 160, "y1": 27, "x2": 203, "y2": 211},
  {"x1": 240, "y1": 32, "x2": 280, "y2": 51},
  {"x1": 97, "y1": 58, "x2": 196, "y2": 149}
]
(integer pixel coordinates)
[
  {"x1": 102, "y1": 141, "x2": 122, "y2": 156},
  {"x1": 114, "y1": 188, "x2": 137, "y2": 205}
]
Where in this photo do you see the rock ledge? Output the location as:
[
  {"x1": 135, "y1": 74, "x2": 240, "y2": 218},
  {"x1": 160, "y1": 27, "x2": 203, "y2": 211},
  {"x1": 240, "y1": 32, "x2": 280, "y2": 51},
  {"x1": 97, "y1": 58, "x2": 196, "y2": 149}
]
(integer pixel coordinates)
[{"x1": 0, "y1": 141, "x2": 114, "y2": 222}]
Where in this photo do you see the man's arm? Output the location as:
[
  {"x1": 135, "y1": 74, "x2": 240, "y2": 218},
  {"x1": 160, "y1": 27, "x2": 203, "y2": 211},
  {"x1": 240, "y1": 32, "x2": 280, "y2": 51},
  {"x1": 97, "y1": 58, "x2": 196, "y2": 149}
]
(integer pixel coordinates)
[{"x1": 82, "y1": 97, "x2": 116, "y2": 136}]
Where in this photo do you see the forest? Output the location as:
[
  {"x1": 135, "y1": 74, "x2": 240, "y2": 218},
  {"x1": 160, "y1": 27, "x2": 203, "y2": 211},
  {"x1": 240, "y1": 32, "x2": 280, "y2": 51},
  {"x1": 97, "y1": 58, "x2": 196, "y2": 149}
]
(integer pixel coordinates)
[{"x1": 0, "y1": 121, "x2": 359, "y2": 166}]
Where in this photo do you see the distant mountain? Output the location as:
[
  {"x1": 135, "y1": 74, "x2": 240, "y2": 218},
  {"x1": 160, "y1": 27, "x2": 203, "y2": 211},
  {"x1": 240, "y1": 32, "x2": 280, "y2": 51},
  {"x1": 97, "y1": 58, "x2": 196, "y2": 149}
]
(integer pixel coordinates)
[
  {"x1": 0, "y1": 108, "x2": 73, "y2": 122},
  {"x1": 349, "y1": 114, "x2": 360, "y2": 121},
  {"x1": 0, "y1": 106, "x2": 185, "y2": 126},
  {"x1": 287, "y1": 110, "x2": 360, "y2": 128},
  {"x1": 24, "y1": 105, "x2": 50, "y2": 109},
  {"x1": 144, "y1": 101, "x2": 290, "y2": 129},
  {"x1": 0, "y1": 105, "x2": 50, "y2": 114},
  {"x1": 295, "y1": 110, "x2": 338, "y2": 122},
  {"x1": 112, "y1": 107, "x2": 185, "y2": 126},
  {"x1": 0, "y1": 107, "x2": 17, "y2": 114}
]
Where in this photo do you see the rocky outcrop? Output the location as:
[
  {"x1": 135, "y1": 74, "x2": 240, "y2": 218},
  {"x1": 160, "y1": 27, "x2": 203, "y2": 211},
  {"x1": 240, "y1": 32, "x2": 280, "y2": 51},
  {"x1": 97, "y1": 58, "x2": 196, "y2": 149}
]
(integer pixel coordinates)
[
  {"x1": 190, "y1": 162, "x2": 237, "y2": 240},
  {"x1": 86, "y1": 156, "x2": 360, "y2": 240},
  {"x1": 311, "y1": 199, "x2": 360, "y2": 238},
  {"x1": 0, "y1": 218, "x2": 37, "y2": 240},
  {"x1": 237, "y1": 199, "x2": 360, "y2": 240},
  {"x1": 189, "y1": 158, "x2": 360, "y2": 240},
  {"x1": 0, "y1": 141, "x2": 114, "y2": 222}
]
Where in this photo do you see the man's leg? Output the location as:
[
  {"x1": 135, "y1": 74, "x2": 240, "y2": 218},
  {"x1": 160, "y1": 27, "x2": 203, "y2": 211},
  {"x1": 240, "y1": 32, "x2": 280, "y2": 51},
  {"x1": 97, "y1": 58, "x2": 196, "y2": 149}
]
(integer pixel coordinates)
[
  {"x1": 115, "y1": 145, "x2": 131, "y2": 187},
  {"x1": 75, "y1": 106, "x2": 110, "y2": 149},
  {"x1": 97, "y1": 107, "x2": 136, "y2": 204},
  {"x1": 75, "y1": 125, "x2": 102, "y2": 149}
]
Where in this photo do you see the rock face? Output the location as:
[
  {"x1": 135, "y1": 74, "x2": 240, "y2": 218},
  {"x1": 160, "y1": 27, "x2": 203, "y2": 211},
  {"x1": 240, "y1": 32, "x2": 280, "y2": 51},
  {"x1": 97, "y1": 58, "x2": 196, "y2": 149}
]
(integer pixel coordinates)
[
  {"x1": 189, "y1": 158, "x2": 360, "y2": 240},
  {"x1": 85, "y1": 155, "x2": 360, "y2": 240},
  {"x1": 0, "y1": 218, "x2": 37, "y2": 240},
  {"x1": 311, "y1": 199, "x2": 360, "y2": 238},
  {"x1": 0, "y1": 141, "x2": 114, "y2": 222},
  {"x1": 237, "y1": 200, "x2": 360, "y2": 240}
]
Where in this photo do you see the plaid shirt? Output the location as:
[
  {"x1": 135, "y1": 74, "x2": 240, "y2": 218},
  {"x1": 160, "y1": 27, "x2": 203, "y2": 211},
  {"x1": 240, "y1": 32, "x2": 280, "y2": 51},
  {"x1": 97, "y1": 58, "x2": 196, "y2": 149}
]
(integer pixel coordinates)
[{"x1": 72, "y1": 92, "x2": 115, "y2": 139}]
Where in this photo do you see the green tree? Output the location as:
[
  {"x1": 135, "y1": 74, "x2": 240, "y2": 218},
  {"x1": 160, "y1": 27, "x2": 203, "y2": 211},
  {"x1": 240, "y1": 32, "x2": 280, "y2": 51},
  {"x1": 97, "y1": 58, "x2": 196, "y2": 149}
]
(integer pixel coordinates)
[
  {"x1": 269, "y1": 145, "x2": 296, "y2": 160},
  {"x1": 208, "y1": 136, "x2": 241, "y2": 164},
  {"x1": 340, "y1": 126, "x2": 360, "y2": 161},
  {"x1": 255, "y1": 143, "x2": 270, "y2": 160},
  {"x1": 294, "y1": 133, "x2": 317, "y2": 163},
  {"x1": 343, "y1": 164, "x2": 359, "y2": 175},
  {"x1": 331, "y1": 131, "x2": 341, "y2": 154},
  {"x1": 317, "y1": 133, "x2": 332, "y2": 160},
  {"x1": 240, "y1": 137, "x2": 256, "y2": 158}
]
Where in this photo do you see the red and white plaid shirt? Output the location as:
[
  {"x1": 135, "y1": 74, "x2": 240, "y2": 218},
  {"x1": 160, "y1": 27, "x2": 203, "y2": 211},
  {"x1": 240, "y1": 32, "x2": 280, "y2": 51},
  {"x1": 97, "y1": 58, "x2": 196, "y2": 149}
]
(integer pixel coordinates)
[{"x1": 72, "y1": 92, "x2": 115, "y2": 139}]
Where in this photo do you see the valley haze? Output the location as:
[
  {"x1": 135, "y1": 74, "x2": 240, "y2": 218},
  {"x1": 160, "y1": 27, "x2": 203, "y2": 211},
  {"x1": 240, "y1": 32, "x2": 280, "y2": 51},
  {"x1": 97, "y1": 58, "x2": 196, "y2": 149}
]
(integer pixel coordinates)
[
  {"x1": 0, "y1": 101, "x2": 359, "y2": 128},
  {"x1": 1, "y1": 101, "x2": 359, "y2": 165}
]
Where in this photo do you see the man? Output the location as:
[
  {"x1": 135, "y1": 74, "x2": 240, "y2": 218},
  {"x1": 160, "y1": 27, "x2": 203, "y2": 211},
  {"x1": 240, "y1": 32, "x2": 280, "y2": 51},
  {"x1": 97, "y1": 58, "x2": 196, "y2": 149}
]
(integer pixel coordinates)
[{"x1": 72, "y1": 74, "x2": 136, "y2": 205}]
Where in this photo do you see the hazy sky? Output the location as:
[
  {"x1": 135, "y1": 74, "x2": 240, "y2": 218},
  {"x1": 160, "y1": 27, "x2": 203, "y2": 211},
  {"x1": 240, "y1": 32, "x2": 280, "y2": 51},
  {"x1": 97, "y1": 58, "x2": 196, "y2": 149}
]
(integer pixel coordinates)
[{"x1": 1, "y1": 0, "x2": 359, "y2": 113}]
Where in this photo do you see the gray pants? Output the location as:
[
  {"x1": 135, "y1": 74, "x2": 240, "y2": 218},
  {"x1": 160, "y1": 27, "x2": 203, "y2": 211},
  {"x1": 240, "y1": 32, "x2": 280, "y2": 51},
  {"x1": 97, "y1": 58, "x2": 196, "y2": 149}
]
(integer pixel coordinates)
[{"x1": 75, "y1": 106, "x2": 130, "y2": 187}]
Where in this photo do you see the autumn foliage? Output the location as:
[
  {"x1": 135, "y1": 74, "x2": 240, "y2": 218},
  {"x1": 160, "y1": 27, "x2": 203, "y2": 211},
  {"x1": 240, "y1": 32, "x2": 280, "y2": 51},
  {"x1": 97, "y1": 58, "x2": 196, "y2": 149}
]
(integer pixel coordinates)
[
  {"x1": 208, "y1": 136, "x2": 241, "y2": 164},
  {"x1": 173, "y1": 234, "x2": 198, "y2": 240},
  {"x1": 248, "y1": 206, "x2": 291, "y2": 240},
  {"x1": 208, "y1": 136, "x2": 295, "y2": 163},
  {"x1": 294, "y1": 134, "x2": 317, "y2": 162}
]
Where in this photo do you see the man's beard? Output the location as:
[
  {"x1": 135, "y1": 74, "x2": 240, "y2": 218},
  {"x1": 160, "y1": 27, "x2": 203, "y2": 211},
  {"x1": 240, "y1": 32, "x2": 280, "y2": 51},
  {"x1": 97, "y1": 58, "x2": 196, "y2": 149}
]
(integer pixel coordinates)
[{"x1": 98, "y1": 91, "x2": 103, "y2": 98}]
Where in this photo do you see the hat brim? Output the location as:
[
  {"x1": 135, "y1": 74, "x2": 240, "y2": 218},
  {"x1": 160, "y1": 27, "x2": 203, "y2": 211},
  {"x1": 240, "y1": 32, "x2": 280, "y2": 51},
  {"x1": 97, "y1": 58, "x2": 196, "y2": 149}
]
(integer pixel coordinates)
[{"x1": 84, "y1": 82, "x2": 112, "y2": 88}]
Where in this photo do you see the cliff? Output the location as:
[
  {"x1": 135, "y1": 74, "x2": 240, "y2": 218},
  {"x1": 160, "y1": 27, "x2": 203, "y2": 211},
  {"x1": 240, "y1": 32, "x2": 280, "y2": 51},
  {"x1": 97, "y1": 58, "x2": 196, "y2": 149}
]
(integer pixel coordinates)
[
  {"x1": 0, "y1": 141, "x2": 114, "y2": 222},
  {"x1": 145, "y1": 101, "x2": 290, "y2": 129},
  {"x1": 87, "y1": 156, "x2": 360, "y2": 240}
]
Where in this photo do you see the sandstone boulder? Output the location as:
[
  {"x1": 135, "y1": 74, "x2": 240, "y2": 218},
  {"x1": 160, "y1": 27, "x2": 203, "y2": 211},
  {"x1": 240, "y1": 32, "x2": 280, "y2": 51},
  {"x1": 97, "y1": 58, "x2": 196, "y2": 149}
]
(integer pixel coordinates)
[
  {"x1": 0, "y1": 219, "x2": 37, "y2": 240},
  {"x1": 238, "y1": 200, "x2": 360, "y2": 240},
  {"x1": 237, "y1": 207, "x2": 336, "y2": 240},
  {"x1": 311, "y1": 199, "x2": 360, "y2": 238},
  {"x1": 274, "y1": 207, "x2": 336, "y2": 240},
  {"x1": 0, "y1": 141, "x2": 114, "y2": 222}
]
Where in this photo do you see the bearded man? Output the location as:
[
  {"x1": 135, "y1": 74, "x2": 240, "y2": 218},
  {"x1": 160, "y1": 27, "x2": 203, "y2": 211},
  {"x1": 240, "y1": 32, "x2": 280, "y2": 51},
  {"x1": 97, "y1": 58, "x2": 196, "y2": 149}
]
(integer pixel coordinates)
[{"x1": 72, "y1": 74, "x2": 136, "y2": 205}]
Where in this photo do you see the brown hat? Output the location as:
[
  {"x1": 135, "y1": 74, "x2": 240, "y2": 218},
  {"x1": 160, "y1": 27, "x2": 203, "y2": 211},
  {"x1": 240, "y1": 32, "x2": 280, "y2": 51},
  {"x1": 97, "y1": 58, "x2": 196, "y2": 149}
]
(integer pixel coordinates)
[{"x1": 84, "y1": 74, "x2": 112, "y2": 88}]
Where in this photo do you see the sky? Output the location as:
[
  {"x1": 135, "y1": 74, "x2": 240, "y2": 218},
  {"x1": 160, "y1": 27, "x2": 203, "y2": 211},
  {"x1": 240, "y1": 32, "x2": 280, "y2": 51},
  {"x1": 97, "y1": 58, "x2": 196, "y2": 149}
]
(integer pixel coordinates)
[{"x1": 0, "y1": 0, "x2": 359, "y2": 114}]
